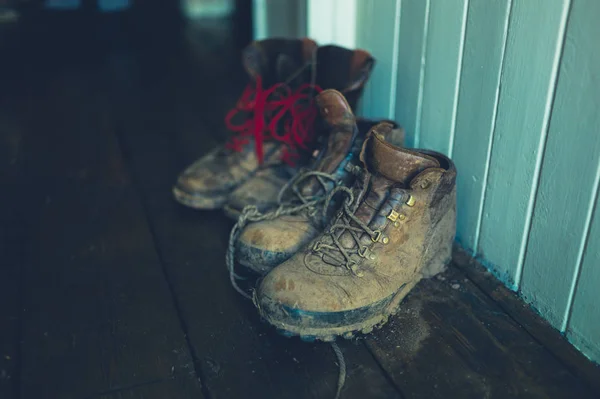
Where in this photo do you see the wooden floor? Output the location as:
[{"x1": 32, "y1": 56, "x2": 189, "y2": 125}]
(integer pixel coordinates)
[{"x1": 1, "y1": 8, "x2": 599, "y2": 399}]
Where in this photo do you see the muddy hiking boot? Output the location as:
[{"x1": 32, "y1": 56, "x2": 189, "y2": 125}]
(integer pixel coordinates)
[
  {"x1": 232, "y1": 96, "x2": 405, "y2": 276},
  {"x1": 173, "y1": 40, "x2": 376, "y2": 212},
  {"x1": 173, "y1": 37, "x2": 320, "y2": 209},
  {"x1": 254, "y1": 123, "x2": 457, "y2": 341},
  {"x1": 222, "y1": 45, "x2": 377, "y2": 218}
]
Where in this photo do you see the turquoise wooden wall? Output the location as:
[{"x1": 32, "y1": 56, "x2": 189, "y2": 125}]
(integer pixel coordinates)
[{"x1": 256, "y1": 0, "x2": 600, "y2": 364}]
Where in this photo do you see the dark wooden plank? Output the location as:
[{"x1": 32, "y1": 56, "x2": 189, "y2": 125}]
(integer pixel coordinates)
[
  {"x1": 106, "y1": 22, "x2": 401, "y2": 399},
  {"x1": 97, "y1": 378, "x2": 205, "y2": 399},
  {"x1": 16, "y1": 50, "x2": 204, "y2": 399},
  {"x1": 0, "y1": 95, "x2": 24, "y2": 399},
  {"x1": 453, "y1": 247, "x2": 600, "y2": 396},
  {"x1": 365, "y1": 266, "x2": 597, "y2": 398}
]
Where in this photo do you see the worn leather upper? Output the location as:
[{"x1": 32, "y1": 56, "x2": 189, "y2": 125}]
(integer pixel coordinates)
[{"x1": 258, "y1": 125, "x2": 457, "y2": 317}]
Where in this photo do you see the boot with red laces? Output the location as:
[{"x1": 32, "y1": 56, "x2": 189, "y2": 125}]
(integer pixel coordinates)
[
  {"x1": 173, "y1": 38, "x2": 321, "y2": 209},
  {"x1": 222, "y1": 45, "x2": 376, "y2": 219}
]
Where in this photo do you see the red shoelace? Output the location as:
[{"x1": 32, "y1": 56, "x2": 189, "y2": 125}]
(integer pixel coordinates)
[{"x1": 224, "y1": 75, "x2": 322, "y2": 166}]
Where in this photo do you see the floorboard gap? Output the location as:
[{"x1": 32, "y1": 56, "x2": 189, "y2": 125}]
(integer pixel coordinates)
[
  {"x1": 361, "y1": 340, "x2": 406, "y2": 399},
  {"x1": 114, "y1": 124, "x2": 213, "y2": 399},
  {"x1": 85, "y1": 378, "x2": 163, "y2": 399}
]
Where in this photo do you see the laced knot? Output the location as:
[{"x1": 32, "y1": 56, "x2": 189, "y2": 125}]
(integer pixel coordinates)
[
  {"x1": 224, "y1": 75, "x2": 322, "y2": 166},
  {"x1": 312, "y1": 185, "x2": 403, "y2": 276}
]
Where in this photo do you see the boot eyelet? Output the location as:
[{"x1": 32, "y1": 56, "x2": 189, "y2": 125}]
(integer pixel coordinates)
[
  {"x1": 371, "y1": 230, "x2": 382, "y2": 242},
  {"x1": 350, "y1": 264, "x2": 364, "y2": 277},
  {"x1": 393, "y1": 221, "x2": 400, "y2": 227},
  {"x1": 387, "y1": 209, "x2": 399, "y2": 222},
  {"x1": 406, "y1": 195, "x2": 416, "y2": 207},
  {"x1": 399, "y1": 213, "x2": 407, "y2": 221},
  {"x1": 382, "y1": 236, "x2": 389, "y2": 244},
  {"x1": 369, "y1": 254, "x2": 376, "y2": 260},
  {"x1": 358, "y1": 247, "x2": 368, "y2": 258}
]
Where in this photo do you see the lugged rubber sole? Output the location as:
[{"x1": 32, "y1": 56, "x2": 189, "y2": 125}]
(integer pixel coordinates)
[
  {"x1": 259, "y1": 275, "x2": 421, "y2": 342},
  {"x1": 223, "y1": 204, "x2": 241, "y2": 220},
  {"x1": 259, "y1": 207, "x2": 456, "y2": 341}
]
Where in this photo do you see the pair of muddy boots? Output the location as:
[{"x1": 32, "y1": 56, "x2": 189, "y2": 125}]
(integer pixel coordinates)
[
  {"x1": 173, "y1": 38, "x2": 380, "y2": 217},
  {"x1": 232, "y1": 90, "x2": 457, "y2": 341}
]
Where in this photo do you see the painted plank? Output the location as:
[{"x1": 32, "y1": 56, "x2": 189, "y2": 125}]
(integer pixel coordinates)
[
  {"x1": 569, "y1": 190, "x2": 600, "y2": 363},
  {"x1": 451, "y1": 0, "x2": 511, "y2": 250},
  {"x1": 559, "y1": 0, "x2": 600, "y2": 359},
  {"x1": 355, "y1": 0, "x2": 399, "y2": 120},
  {"x1": 264, "y1": 0, "x2": 305, "y2": 38},
  {"x1": 394, "y1": 0, "x2": 429, "y2": 147},
  {"x1": 477, "y1": 0, "x2": 569, "y2": 287},
  {"x1": 252, "y1": 0, "x2": 267, "y2": 39},
  {"x1": 307, "y1": 0, "x2": 356, "y2": 47},
  {"x1": 418, "y1": 0, "x2": 467, "y2": 156},
  {"x1": 521, "y1": 0, "x2": 599, "y2": 330}
]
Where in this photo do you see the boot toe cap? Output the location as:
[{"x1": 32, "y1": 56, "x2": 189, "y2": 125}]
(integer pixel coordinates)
[
  {"x1": 236, "y1": 218, "x2": 316, "y2": 273},
  {"x1": 226, "y1": 169, "x2": 290, "y2": 215},
  {"x1": 257, "y1": 254, "x2": 401, "y2": 336}
]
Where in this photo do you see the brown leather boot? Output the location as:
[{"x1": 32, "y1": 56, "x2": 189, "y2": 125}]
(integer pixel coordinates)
[
  {"x1": 173, "y1": 38, "x2": 319, "y2": 209},
  {"x1": 223, "y1": 45, "x2": 377, "y2": 219},
  {"x1": 255, "y1": 124, "x2": 457, "y2": 341},
  {"x1": 233, "y1": 97, "x2": 405, "y2": 275}
]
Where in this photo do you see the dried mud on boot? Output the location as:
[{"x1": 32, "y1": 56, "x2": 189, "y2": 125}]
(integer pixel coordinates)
[{"x1": 255, "y1": 123, "x2": 457, "y2": 340}]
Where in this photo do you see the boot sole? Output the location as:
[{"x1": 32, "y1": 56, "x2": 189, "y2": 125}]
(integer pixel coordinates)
[
  {"x1": 260, "y1": 206, "x2": 456, "y2": 342},
  {"x1": 262, "y1": 272, "x2": 426, "y2": 342},
  {"x1": 223, "y1": 204, "x2": 241, "y2": 220},
  {"x1": 172, "y1": 186, "x2": 229, "y2": 210},
  {"x1": 239, "y1": 258, "x2": 272, "y2": 276}
]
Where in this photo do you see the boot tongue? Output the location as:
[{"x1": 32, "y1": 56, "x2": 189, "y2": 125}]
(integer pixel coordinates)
[
  {"x1": 298, "y1": 90, "x2": 357, "y2": 196},
  {"x1": 363, "y1": 126, "x2": 440, "y2": 186},
  {"x1": 335, "y1": 125, "x2": 439, "y2": 250},
  {"x1": 243, "y1": 38, "x2": 317, "y2": 86}
]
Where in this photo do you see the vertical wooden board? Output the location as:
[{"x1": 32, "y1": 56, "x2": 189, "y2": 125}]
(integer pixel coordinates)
[
  {"x1": 478, "y1": 0, "x2": 569, "y2": 284},
  {"x1": 394, "y1": 0, "x2": 428, "y2": 147},
  {"x1": 418, "y1": 0, "x2": 467, "y2": 156},
  {"x1": 307, "y1": 0, "x2": 336, "y2": 44},
  {"x1": 355, "y1": 0, "x2": 399, "y2": 119},
  {"x1": 452, "y1": 0, "x2": 511, "y2": 250},
  {"x1": 308, "y1": 0, "x2": 356, "y2": 47},
  {"x1": 264, "y1": 0, "x2": 304, "y2": 38},
  {"x1": 569, "y1": 190, "x2": 600, "y2": 364},
  {"x1": 521, "y1": 0, "x2": 599, "y2": 330}
]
